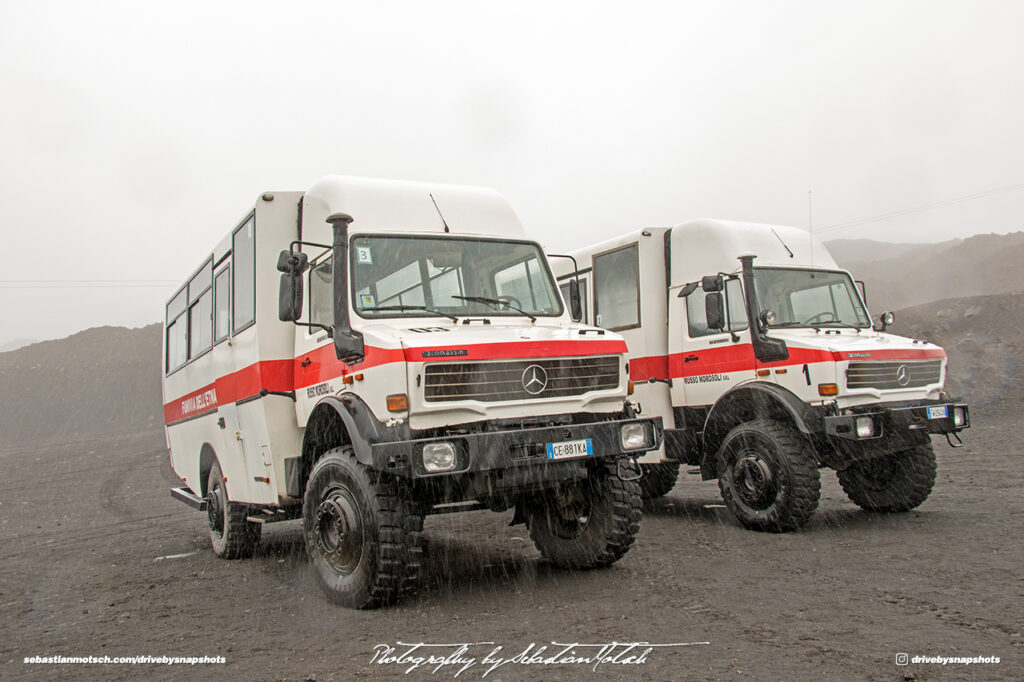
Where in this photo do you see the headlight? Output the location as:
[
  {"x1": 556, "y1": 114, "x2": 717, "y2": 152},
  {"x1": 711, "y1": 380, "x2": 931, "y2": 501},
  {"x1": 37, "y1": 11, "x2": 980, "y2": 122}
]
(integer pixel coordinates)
[
  {"x1": 953, "y1": 407, "x2": 966, "y2": 427},
  {"x1": 620, "y1": 424, "x2": 648, "y2": 450},
  {"x1": 422, "y1": 442, "x2": 456, "y2": 472},
  {"x1": 855, "y1": 416, "x2": 876, "y2": 439}
]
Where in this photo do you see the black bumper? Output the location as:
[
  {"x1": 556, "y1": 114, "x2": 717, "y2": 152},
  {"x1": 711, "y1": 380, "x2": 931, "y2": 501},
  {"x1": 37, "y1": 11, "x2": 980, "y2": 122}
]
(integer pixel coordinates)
[
  {"x1": 820, "y1": 401, "x2": 969, "y2": 470},
  {"x1": 370, "y1": 416, "x2": 663, "y2": 480},
  {"x1": 824, "y1": 401, "x2": 970, "y2": 441}
]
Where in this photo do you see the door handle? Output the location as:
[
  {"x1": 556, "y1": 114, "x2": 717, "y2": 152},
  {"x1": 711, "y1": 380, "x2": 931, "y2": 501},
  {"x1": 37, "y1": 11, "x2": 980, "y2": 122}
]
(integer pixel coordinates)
[
  {"x1": 684, "y1": 355, "x2": 699, "y2": 362},
  {"x1": 301, "y1": 358, "x2": 311, "y2": 367}
]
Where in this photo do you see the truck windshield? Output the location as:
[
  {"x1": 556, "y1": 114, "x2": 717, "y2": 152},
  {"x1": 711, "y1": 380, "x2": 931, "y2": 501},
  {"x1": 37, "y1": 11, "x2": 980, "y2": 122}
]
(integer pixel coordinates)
[
  {"x1": 350, "y1": 235, "x2": 563, "y2": 319},
  {"x1": 753, "y1": 268, "x2": 871, "y2": 328}
]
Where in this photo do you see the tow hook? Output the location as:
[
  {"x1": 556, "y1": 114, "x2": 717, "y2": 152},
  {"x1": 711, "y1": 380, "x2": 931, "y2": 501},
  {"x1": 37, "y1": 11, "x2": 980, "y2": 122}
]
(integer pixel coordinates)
[
  {"x1": 618, "y1": 456, "x2": 642, "y2": 481},
  {"x1": 945, "y1": 432, "x2": 965, "y2": 448}
]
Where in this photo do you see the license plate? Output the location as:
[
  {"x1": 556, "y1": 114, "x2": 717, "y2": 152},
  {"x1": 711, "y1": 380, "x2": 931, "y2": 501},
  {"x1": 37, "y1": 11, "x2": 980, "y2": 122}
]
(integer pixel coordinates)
[
  {"x1": 927, "y1": 406, "x2": 949, "y2": 419},
  {"x1": 547, "y1": 438, "x2": 594, "y2": 460}
]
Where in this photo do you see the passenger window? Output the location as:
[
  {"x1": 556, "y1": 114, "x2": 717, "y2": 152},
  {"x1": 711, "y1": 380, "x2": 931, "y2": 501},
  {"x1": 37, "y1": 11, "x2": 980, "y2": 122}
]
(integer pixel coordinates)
[
  {"x1": 309, "y1": 257, "x2": 334, "y2": 327},
  {"x1": 593, "y1": 244, "x2": 639, "y2": 330},
  {"x1": 214, "y1": 266, "x2": 230, "y2": 343},
  {"x1": 686, "y1": 278, "x2": 748, "y2": 337},
  {"x1": 232, "y1": 216, "x2": 255, "y2": 333},
  {"x1": 559, "y1": 277, "x2": 589, "y2": 323}
]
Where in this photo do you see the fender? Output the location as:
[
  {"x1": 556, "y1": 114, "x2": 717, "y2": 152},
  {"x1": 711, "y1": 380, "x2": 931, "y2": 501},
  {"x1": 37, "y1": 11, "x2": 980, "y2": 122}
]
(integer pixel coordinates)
[
  {"x1": 699, "y1": 382, "x2": 823, "y2": 479},
  {"x1": 302, "y1": 394, "x2": 412, "y2": 468}
]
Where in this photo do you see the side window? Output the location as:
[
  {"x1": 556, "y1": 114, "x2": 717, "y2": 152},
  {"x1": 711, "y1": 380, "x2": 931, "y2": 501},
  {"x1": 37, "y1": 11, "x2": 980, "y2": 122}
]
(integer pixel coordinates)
[
  {"x1": 686, "y1": 278, "x2": 748, "y2": 337},
  {"x1": 214, "y1": 265, "x2": 230, "y2": 343},
  {"x1": 309, "y1": 257, "x2": 333, "y2": 327},
  {"x1": 559, "y1": 276, "x2": 589, "y2": 323},
  {"x1": 725, "y1": 278, "x2": 749, "y2": 333},
  {"x1": 232, "y1": 216, "x2": 255, "y2": 333},
  {"x1": 165, "y1": 288, "x2": 187, "y2": 373},
  {"x1": 593, "y1": 244, "x2": 639, "y2": 330},
  {"x1": 187, "y1": 259, "x2": 213, "y2": 359}
]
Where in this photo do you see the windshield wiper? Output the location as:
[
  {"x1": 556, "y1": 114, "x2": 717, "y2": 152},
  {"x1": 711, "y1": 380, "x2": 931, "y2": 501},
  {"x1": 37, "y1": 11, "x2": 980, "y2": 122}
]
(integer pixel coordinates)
[
  {"x1": 368, "y1": 305, "x2": 458, "y2": 321},
  {"x1": 451, "y1": 295, "x2": 537, "y2": 322},
  {"x1": 817, "y1": 321, "x2": 865, "y2": 332}
]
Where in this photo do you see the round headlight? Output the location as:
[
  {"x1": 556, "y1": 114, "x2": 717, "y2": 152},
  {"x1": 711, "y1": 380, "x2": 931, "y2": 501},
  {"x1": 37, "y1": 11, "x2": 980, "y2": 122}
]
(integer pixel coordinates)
[{"x1": 881, "y1": 311, "x2": 895, "y2": 327}]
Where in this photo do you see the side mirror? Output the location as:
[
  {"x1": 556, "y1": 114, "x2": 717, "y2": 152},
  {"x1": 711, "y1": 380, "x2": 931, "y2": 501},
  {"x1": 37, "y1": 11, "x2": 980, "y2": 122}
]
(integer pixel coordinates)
[
  {"x1": 277, "y1": 250, "x2": 309, "y2": 322},
  {"x1": 568, "y1": 279, "x2": 582, "y2": 322},
  {"x1": 705, "y1": 292, "x2": 725, "y2": 330},
  {"x1": 856, "y1": 279, "x2": 867, "y2": 304},
  {"x1": 701, "y1": 275, "x2": 724, "y2": 292}
]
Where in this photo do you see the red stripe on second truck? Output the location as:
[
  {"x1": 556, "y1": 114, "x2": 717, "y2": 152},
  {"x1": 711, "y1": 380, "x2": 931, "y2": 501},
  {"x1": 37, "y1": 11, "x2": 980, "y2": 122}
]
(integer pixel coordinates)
[
  {"x1": 166, "y1": 338, "x2": 629, "y2": 425},
  {"x1": 629, "y1": 345, "x2": 946, "y2": 382}
]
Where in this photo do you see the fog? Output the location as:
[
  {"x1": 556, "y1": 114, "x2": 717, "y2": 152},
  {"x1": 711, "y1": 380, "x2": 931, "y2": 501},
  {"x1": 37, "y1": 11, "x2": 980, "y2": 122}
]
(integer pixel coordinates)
[{"x1": 1, "y1": 0, "x2": 1022, "y2": 343}]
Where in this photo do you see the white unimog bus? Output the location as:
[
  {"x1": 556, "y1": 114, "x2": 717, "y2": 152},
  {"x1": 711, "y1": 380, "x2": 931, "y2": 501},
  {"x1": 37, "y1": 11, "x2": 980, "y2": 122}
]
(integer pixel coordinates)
[
  {"x1": 552, "y1": 219, "x2": 969, "y2": 532},
  {"x1": 162, "y1": 176, "x2": 662, "y2": 607}
]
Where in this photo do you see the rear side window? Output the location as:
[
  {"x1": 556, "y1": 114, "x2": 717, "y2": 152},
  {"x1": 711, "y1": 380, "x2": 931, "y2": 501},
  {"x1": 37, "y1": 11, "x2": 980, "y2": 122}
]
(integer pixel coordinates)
[
  {"x1": 593, "y1": 244, "x2": 639, "y2": 330},
  {"x1": 214, "y1": 266, "x2": 230, "y2": 343}
]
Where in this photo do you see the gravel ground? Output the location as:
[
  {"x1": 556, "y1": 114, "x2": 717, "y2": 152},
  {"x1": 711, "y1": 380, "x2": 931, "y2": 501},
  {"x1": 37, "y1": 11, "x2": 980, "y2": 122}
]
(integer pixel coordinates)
[{"x1": 1, "y1": 407, "x2": 1020, "y2": 681}]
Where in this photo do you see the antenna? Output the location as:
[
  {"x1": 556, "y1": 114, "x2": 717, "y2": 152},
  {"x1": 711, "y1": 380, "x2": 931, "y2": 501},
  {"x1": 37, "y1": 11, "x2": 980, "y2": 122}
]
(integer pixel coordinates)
[
  {"x1": 429, "y1": 193, "x2": 450, "y2": 233},
  {"x1": 808, "y1": 190, "x2": 813, "y2": 266}
]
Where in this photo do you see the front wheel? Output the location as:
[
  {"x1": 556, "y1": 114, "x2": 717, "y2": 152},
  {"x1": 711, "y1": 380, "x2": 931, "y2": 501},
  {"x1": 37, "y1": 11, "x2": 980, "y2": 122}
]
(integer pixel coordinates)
[
  {"x1": 303, "y1": 447, "x2": 423, "y2": 609},
  {"x1": 526, "y1": 459, "x2": 642, "y2": 568},
  {"x1": 836, "y1": 442, "x2": 936, "y2": 512},
  {"x1": 715, "y1": 420, "x2": 821, "y2": 532},
  {"x1": 206, "y1": 460, "x2": 261, "y2": 559}
]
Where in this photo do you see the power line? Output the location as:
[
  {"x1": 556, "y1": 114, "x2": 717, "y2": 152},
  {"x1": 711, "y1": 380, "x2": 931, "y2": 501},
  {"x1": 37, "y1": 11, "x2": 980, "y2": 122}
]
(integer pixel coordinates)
[{"x1": 815, "y1": 183, "x2": 1024, "y2": 234}]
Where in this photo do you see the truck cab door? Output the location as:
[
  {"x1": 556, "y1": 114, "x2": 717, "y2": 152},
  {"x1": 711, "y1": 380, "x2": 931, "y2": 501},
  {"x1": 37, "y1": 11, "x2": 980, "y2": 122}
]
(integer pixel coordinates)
[
  {"x1": 671, "y1": 278, "x2": 756, "y2": 410},
  {"x1": 292, "y1": 252, "x2": 343, "y2": 424}
]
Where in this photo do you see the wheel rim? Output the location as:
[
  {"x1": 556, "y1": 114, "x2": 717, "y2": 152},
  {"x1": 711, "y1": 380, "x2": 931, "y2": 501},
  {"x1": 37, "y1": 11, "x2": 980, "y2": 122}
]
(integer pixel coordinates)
[
  {"x1": 207, "y1": 480, "x2": 225, "y2": 538},
  {"x1": 548, "y1": 483, "x2": 592, "y2": 538},
  {"x1": 313, "y1": 485, "x2": 363, "y2": 576},
  {"x1": 731, "y1": 444, "x2": 778, "y2": 510}
]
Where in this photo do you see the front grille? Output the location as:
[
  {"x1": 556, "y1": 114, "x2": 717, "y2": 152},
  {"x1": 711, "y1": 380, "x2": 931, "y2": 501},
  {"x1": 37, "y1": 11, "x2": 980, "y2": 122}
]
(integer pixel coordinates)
[
  {"x1": 846, "y1": 360, "x2": 943, "y2": 390},
  {"x1": 423, "y1": 356, "x2": 620, "y2": 403}
]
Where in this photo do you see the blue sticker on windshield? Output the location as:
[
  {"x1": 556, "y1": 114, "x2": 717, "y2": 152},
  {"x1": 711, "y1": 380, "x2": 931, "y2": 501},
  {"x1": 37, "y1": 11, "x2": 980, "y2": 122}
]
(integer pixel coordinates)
[{"x1": 360, "y1": 294, "x2": 376, "y2": 309}]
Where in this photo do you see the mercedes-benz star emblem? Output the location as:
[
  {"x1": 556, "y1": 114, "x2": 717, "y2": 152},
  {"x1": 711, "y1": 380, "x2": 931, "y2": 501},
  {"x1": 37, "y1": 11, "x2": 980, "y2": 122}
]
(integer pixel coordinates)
[
  {"x1": 522, "y1": 364, "x2": 549, "y2": 395},
  {"x1": 895, "y1": 364, "x2": 910, "y2": 386}
]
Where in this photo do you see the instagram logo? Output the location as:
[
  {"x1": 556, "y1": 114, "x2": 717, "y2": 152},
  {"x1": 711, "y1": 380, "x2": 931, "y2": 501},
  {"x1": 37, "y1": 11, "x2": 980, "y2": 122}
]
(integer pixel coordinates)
[{"x1": 895, "y1": 653, "x2": 909, "y2": 666}]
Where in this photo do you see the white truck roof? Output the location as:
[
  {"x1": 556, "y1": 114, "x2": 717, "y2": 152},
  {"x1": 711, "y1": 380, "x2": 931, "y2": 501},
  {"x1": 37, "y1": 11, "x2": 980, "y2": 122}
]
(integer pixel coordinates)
[
  {"x1": 668, "y1": 219, "x2": 838, "y2": 287},
  {"x1": 302, "y1": 175, "x2": 526, "y2": 239}
]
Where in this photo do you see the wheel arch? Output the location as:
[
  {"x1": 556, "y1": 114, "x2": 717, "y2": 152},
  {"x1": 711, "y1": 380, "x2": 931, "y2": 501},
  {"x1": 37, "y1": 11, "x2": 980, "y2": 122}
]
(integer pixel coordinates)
[
  {"x1": 199, "y1": 442, "x2": 218, "y2": 497},
  {"x1": 700, "y1": 382, "x2": 821, "y2": 479}
]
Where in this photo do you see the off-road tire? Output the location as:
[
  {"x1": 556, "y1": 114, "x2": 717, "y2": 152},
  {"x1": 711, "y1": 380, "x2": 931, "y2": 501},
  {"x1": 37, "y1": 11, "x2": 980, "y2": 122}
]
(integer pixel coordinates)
[
  {"x1": 715, "y1": 420, "x2": 821, "y2": 532},
  {"x1": 303, "y1": 447, "x2": 423, "y2": 609},
  {"x1": 638, "y1": 462, "x2": 680, "y2": 499},
  {"x1": 526, "y1": 458, "x2": 642, "y2": 568},
  {"x1": 206, "y1": 461, "x2": 261, "y2": 559},
  {"x1": 836, "y1": 442, "x2": 937, "y2": 512}
]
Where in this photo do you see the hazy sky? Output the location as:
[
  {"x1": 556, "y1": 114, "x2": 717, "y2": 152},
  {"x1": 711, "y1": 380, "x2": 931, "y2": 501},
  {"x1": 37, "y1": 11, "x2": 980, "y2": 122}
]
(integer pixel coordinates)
[{"x1": 2, "y1": 0, "x2": 1022, "y2": 344}]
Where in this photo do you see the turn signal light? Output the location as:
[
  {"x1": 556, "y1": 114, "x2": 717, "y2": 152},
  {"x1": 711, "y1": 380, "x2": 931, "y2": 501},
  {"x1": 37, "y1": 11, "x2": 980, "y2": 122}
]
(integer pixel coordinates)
[
  {"x1": 818, "y1": 383, "x2": 839, "y2": 396},
  {"x1": 628, "y1": 380, "x2": 634, "y2": 395},
  {"x1": 386, "y1": 394, "x2": 409, "y2": 412}
]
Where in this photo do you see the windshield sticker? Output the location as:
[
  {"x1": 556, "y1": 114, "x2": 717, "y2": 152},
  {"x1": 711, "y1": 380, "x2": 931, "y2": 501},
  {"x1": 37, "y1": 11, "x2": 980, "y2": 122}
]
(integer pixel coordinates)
[
  {"x1": 356, "y1": 246, "x2": 373, "y2": 264},
  {"x1": 359, "y1": 294, "x2": 377, "y2": 309}
]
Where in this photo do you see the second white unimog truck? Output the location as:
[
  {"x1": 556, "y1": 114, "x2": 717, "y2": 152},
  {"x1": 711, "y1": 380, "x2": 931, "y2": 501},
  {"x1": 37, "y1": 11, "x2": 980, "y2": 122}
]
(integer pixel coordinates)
[
  {"x1": 553, "y1": 220, "x2": 969, "y2": 532},
  {"x1": 163, "y1": 176, "x2": 662, "y2": 608}
]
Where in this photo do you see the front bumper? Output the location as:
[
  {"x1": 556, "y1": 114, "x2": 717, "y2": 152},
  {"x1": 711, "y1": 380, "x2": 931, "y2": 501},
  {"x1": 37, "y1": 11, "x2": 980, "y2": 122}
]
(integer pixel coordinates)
[
  {"x1": 370, "y1": 416, "x2": 663, "y2": 480},
  {"x1": 824, "y1": 401, "x2": 970, "y2": 442}
]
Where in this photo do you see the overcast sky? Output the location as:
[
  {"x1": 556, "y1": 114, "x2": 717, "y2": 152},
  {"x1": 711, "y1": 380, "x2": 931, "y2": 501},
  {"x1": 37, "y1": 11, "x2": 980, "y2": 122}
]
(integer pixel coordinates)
[{"x1": 1, "y1": 0, "x2": 1022, "y2": 344}]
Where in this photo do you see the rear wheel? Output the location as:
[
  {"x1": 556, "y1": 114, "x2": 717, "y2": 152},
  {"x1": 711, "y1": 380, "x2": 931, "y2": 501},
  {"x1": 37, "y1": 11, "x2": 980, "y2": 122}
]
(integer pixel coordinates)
[
  {"x1": 715, "y1": 420, "x2": 820, "y2": 532},
  {"x1": 638, "y1": 462, "x2": 680, "y2": 499},
  {"x1": 206, "y1": 461, "x2": 261, "y2": 559},
  {"x1": 837, "y1": 442, "x2": 936, "y2": 512},
  {"x1": 526, "y1": 459, "x2": 642, "y2": 568},
  {"x1": 302, "y1": 447, "x2": 423, "y2": 608}
]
